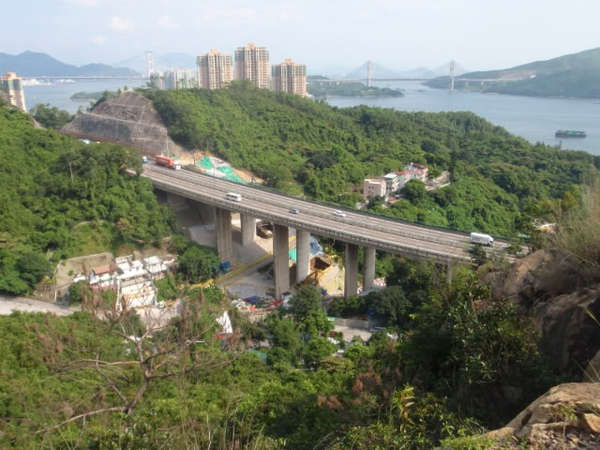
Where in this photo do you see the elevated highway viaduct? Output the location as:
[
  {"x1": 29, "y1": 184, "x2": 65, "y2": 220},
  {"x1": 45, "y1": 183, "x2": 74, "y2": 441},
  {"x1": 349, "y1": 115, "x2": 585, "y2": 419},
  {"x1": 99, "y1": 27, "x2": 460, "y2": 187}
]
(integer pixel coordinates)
[{"x1": 141, "y1": 163, "x2": 509, "y2": 298}]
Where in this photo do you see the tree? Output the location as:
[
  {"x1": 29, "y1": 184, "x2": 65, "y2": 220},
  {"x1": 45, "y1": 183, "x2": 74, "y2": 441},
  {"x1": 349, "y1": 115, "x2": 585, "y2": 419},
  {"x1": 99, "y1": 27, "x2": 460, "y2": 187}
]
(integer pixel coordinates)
[
  {"x1": 30, "y1": 103, "x2": 73, "y2": 130},
  {"x1": 403, "y1": 179, "x2": 427, "y2": 205},
  {"x1": 303, "y1": 336, "x2": 337, "y2": 368},
  {"x1": 370, "y1": 286, "x2": 417, "y2": 329},
  {"x1": 177, "y1": 245, "x2": 219, "y2": 282},
  {"x1": 156, "y1": 274, "x2": 178, "y2": 301},
  {"x1": 68, "y1": 281, "x2": 86, "y2": 304},
  {"x1": 16, "y1": 252, "x2": 51, "y2": 288},
  {"x1": 287, "y1": 285, "x2": 323, "y2": 322}
]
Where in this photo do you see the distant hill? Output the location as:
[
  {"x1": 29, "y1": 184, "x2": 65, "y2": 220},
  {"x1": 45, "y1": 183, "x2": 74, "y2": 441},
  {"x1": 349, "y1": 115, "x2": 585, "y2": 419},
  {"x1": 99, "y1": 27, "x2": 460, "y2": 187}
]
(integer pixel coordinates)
[
  {"x1": 115, "y1": 52, "x2": 196, "y2": 73},
  {"x1": 426, "y1": 47, "x2": 600, "y2": 98},
  {"x1": 0, "y1": 51, "x2": 139, "y2": 77}
]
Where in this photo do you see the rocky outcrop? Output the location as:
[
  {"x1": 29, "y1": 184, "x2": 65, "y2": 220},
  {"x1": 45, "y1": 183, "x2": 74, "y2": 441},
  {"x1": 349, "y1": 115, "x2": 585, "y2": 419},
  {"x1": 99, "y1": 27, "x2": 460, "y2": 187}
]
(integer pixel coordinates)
[
  {"x1": 61, "y1": 92, "x2": 184, "y2": 156},
  {"x1": 486, "y1": 250, "x2": 600, "y2": 373},
  {"x1": 484, "y1": 383, "x2": 600, "y2": 449}
]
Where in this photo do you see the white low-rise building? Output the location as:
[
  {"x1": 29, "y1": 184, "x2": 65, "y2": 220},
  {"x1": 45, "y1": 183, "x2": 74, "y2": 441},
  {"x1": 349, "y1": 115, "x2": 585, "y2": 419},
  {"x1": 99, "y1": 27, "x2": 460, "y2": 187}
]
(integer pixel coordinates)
[
  {"x1": 383, "y1": 172, "x2": 401, "y2": 193},
  {"x1": 363, "y1": 178, "x2": 387, "y2": 200},
  {"x1": 143, "y1": 256, "x2": 169, "y2": 279},
  {"x1": 405, "y1": 162, "x2": 429, "y2": 182}
]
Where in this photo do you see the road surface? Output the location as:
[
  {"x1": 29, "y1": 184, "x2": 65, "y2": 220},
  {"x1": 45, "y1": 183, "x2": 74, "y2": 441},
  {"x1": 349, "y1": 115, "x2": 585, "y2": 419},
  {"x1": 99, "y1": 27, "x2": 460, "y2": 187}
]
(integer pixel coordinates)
[
  {"x1": 0, "y1": 296, "x2": 79, "y2": 316},
  {"x1": 141, "y1": 163, "x2": 511, "y2": 264}
]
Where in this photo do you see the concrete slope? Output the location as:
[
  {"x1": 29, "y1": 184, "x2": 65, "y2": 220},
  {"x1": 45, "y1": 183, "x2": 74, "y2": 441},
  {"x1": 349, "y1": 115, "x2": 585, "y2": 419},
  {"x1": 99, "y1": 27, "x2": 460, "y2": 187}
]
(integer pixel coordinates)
[{"x1": 61, "y1": 92, "x2": 184, "y2": 156}]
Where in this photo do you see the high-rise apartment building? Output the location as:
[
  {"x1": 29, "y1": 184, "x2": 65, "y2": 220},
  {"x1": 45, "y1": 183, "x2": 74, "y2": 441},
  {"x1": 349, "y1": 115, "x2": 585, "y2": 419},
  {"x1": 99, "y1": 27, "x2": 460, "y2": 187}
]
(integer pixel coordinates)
[
  {"x1": 0, "y1": 72, "x2": 26, "y2": 112},
  {"x1": 272, "y1": 59, "x2": 308, "y2": 96},
  {"x1": 234, "y1": 43, "x2": 270, "y2": 89},
  {"x1": 196, "y1": 49, "x2": 233, "y2": 89},
  {"x1": 145, "y1": 51, "x2": 155, "y2": 78},
  {"x1": 163, "y1": 69, "x2": 197, "y2": 90}
]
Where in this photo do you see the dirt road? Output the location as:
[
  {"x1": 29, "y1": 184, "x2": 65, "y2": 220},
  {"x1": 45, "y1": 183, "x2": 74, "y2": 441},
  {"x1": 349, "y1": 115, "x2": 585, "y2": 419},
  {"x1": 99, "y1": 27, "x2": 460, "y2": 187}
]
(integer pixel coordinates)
[{"x1": 0, "y1": 296, "x2": 79, "y2": 316}]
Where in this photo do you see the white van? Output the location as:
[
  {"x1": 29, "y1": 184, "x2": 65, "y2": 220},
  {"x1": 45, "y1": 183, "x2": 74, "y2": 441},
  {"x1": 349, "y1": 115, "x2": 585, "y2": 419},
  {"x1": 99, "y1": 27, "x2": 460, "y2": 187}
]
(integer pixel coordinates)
[
  {"x1": 470, "y1": 232, "x2": 494, "y2": 246},
  {"x1": 225, "y1": 192, "x2": 242, "y2": 202}
]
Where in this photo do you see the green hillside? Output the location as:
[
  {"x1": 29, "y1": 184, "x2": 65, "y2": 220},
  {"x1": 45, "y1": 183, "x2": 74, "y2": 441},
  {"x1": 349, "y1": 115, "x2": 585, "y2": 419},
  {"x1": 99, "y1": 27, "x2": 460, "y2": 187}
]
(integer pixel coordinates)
[
  {"x1": 145, "y1": 82, "x2": 599, "y2": 236},
  {"x1": 426, "y1": 47, "x2": 600, "y2": 98},
  {"x1": 0, "y1": 100, "x2": 171, "y2": 295}
]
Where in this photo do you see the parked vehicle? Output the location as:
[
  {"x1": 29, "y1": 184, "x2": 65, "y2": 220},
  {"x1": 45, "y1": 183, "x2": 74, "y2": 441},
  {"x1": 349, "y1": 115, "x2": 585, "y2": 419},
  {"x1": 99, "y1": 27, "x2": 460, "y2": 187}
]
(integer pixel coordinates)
[
  {"x1": 225, "y1": 192, "x2": 242, "y2": 202},
  {"x1": 333, "y1": 210, "x2": 346, "y2": 218},
  {"x1": 245, "y1": 296, "x2": 262, "y2": 305},
  {"x1": 470, "y1": 232, "x2": 494, "y2": 246},
  {"x1": 155, "y1": 155, "x2": 181, "y2": 170},
  {"x1": 256, "y1": 221, "x2": 273, "y2": 238},
  {"x1": 142, "y1": 156, "x2": 149, "y2": 163}
]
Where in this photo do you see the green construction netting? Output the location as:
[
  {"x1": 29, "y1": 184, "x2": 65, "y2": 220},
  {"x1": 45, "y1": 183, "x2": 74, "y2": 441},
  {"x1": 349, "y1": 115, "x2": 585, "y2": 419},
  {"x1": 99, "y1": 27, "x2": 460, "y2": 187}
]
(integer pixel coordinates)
[
  {"x1": 218, "y1": 165, "x2": 246, "y2": 183},
  {"x1": 197, "y1": 156, "x2": 214, "y2": 170},
  {"x1": 289, "y1": 248, "x2": 297, "y2": 262}
]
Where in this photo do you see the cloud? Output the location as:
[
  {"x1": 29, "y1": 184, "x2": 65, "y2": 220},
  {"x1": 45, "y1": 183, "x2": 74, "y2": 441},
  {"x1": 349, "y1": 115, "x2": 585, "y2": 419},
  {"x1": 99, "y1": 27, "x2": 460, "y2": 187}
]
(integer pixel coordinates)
[
  {"x1": 91, "y1": 35, "x2": 107, "y2": 45},
  {"x1": 157, "y1": 15, "x2": 179, "y2": 30},
  {"x1": 110, "y1": 16, "x2": 134, "y2": 32},
  {"x1": 200, "y1": 8, "x2": 257, "y2": 23},
  {"x1": 64, "y1": 0, "x2": 98, "y2": 6}
]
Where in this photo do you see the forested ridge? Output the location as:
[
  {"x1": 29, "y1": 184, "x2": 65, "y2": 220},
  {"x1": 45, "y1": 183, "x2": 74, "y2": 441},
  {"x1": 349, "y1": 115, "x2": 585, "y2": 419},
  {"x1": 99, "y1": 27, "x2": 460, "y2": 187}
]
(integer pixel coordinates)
[
  {"x1": 0, "y1": 101, "x2": 172, "y2": 295},
  {"x1": 426, "y1": 47, "x2": 600, "y2": 98},
  {"x1": 147, "y1": 82, "x2": 599, "y2": 236}
]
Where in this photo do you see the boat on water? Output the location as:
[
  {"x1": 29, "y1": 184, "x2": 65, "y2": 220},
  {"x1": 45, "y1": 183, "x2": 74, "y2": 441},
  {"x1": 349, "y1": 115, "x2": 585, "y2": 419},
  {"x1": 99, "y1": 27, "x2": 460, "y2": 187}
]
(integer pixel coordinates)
[{"x1": 555, "y1": 130, "x2": 586, "y2": 138}]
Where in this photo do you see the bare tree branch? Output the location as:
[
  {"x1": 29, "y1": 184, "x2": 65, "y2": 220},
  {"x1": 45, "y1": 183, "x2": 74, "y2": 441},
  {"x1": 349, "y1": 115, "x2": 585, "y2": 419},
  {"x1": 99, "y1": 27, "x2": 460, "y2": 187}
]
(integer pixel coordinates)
[{"x1": 36, "y1": 407, "x2": 126, "y2": 435}]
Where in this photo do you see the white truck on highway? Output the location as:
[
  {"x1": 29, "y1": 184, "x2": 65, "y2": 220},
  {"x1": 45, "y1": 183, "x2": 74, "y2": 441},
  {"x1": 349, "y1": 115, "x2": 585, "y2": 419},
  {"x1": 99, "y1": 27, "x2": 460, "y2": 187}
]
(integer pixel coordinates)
[{"x1": 470, "y1": 232, "x2": 494, "y2": 246}]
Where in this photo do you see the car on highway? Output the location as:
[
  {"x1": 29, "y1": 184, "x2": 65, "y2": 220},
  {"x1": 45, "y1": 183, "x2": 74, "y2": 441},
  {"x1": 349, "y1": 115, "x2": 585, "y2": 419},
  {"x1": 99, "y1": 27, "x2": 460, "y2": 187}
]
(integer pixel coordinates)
[
  {"x1": 289, "y1": 208, "x2": 300, "y2": 214},
  {"x1": 333, "y1": 210, "x2": 347, "y2": 218}
]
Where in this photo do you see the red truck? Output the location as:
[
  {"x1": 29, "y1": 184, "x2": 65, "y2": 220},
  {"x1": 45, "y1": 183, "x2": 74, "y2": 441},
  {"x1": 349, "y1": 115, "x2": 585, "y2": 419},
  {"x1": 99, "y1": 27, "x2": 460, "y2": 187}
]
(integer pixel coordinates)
[{"x1": 155, "y1": 155, "x2": 181, "y2": 170}]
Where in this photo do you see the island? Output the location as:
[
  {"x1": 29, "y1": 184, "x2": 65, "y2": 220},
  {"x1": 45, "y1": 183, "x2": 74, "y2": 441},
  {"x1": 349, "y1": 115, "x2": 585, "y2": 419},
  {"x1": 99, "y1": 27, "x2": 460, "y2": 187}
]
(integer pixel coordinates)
[
  {"x1": 70, "y1": 91, "x2": 105, "y2": 101},
  {"x1": 308, "y1": 76, "x2": 403, "y2": 98}
]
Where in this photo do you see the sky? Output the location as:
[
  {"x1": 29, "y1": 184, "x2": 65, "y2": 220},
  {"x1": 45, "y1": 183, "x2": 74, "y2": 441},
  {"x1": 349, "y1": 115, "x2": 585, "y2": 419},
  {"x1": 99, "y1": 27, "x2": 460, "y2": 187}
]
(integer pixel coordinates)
[{"x1": 3, "y1": 0, "x2": 599, "y2": 74}]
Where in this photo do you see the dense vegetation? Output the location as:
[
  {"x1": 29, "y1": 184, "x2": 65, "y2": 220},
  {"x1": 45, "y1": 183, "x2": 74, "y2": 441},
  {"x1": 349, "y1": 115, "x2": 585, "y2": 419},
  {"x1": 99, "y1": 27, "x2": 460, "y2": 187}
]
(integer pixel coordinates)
[
  {"x1": 426, "y1": 47, "x2": 600, "y2": 98},
  {"x1": 30, "y1": 103, "x2": 73, "y2": 130},
  {"x1": 308, "y1": 80, "x2": 403, "y2": 98},
  {"x1": 0, "y1": 265, "x2": 557, "y2": 448},
  {"x1": 0, "y1": 101, "x2": 172, "y2": 294},
  {"x1": 146, "y1": 82, "x2": 598, "y2": 236}
]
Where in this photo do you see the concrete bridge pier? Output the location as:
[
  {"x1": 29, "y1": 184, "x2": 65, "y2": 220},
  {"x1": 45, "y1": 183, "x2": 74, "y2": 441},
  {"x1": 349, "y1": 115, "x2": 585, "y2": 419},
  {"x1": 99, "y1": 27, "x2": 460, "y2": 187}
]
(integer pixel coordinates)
[
  {"x1": 296, "y1": 230, "x2": 311, "y2": 284},
  {"x1": 216, "y1": 208, "x2": 232, "y2": 261},
  {"x1": 166, "y1": 192, "x2": 189, "y2": 212},
  {"x1": 273, "y1": 224, "x2": 290, "y2": 298},
  {"x1": 344, "y1": 243, "x2": 359, "y2": 298},
  {"x1": 197, "y1": 203, "x2": 216, "y2": 224},
  {"x1": 240, "y1": 214, "x2": 256, "y2": 246},
  {"x1": 363, "y1": 247, "x2": 376, "y2": 291}
]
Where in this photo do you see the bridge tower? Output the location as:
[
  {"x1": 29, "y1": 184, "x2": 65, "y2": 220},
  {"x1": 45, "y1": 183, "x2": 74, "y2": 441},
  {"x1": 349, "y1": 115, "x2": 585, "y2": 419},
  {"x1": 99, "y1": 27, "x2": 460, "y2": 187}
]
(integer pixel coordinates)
[
  {"x1": 145, "y1": 51, "x2": 154, "y2": 79},
  {"x1": 449, "y1": 59, "x2": 455, "y2": 92},
  {"x1": 366, "y1": 60, "x2": 373, "y2": 87}
]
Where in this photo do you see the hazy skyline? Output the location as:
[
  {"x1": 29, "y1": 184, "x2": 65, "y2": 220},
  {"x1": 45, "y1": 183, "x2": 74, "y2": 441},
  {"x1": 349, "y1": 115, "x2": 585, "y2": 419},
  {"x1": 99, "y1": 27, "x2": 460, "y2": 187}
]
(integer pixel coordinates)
[{"x1": 3, "y1": 0, "x2": 599, "y2": 74}]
